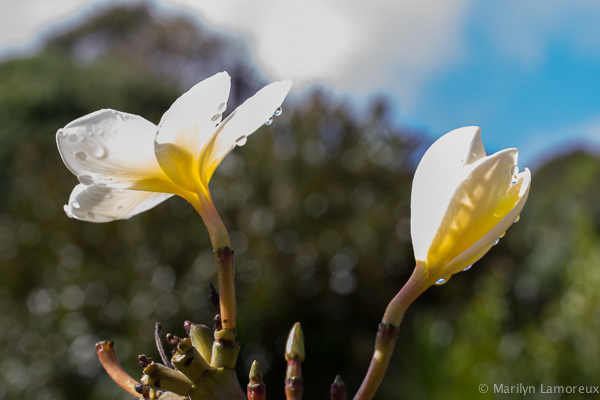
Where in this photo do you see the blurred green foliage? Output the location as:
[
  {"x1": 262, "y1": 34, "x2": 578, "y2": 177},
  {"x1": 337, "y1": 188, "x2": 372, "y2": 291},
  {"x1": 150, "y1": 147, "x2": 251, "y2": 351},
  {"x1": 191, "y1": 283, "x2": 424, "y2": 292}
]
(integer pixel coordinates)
[{"x1": 0, "y1": 4, "x2": 599, "y2": 400}]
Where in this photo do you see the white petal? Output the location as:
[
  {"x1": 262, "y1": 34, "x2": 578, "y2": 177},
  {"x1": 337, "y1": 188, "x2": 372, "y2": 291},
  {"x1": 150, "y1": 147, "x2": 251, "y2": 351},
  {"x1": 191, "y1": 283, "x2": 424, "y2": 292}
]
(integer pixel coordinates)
[
  {"x1": 444, "y1": 168, "x2": 531, "y2": 274},
  {"x1": 154, "y1": 72, "x2": 231, "y2": 191},
  {"x1": 57, "y1": 109, "x2": 171, "y2": 191},
  {"x1": 202, "y1": 79, "x2": 293, "y2": 178},
  {"x1": 411, "y1": 126, "x2": 485, "y2": 261},
  {"x1": 64, "y1": 184, "x2": 173, "y2": 223}
]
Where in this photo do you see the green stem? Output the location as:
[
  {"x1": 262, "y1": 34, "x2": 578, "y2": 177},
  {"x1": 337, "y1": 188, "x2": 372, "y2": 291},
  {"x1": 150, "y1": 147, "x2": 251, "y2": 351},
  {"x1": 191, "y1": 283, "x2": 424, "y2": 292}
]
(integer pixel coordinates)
[
  {"x1": 285, "y1": 358, "x2": 303, "y2": 400},
  {"x1": 353, "y1": 264, "x2": 431, "y2": 400},
  {"x1": 214, "y1": 247, "x2": 236, "y2": 330}
]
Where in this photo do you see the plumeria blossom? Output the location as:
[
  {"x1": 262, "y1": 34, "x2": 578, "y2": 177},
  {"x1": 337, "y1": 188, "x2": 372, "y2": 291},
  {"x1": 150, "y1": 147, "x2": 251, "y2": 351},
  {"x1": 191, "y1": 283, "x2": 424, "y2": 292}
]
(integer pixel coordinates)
[
  {"x1": 57, "y1": 72, "x2": 291, "y2": 248},
  {"x1": 410, "y1": 126, "x2": 531, "y2": 285}
]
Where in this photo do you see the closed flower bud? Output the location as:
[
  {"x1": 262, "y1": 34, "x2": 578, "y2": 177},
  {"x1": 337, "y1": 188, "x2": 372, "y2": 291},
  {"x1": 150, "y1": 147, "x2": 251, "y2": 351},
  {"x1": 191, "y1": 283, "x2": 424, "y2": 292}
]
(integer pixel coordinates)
[{"x1": 411, "y1": 126, "x2": 531, "y2": 284}]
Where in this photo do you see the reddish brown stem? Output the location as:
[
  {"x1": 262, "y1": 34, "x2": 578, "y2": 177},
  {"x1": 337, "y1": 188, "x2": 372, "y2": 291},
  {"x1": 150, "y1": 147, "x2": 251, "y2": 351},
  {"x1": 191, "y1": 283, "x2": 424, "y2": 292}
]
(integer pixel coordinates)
[{"x1": 96, "y1": 341, "x2": 142, "y2": 398}]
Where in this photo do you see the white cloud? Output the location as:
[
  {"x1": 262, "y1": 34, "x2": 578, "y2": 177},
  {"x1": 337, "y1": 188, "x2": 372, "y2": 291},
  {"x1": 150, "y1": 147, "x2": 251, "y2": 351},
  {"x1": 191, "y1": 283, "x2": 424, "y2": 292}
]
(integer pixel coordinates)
[
  {"x1": 0, "y1": 0, "x2": 89, "y2": 45},
  {"x1": 166, "y1": 0, "x2": 472, "y2": 111}
]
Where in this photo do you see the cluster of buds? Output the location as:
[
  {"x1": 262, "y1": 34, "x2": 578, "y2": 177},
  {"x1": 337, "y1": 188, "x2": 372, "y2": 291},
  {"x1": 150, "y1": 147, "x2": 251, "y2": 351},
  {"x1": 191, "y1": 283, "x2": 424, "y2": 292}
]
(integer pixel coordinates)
[{"x1": 96, "y1": 316, "x2": 244, "y2": 400}]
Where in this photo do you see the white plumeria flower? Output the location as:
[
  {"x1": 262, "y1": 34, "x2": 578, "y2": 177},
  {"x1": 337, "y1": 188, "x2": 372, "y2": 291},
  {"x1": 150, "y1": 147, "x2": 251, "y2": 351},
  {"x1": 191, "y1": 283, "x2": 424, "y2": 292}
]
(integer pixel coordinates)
[
  {"x1": 57, "y1": 72, "x2": 292, "y2": 249},
  {"x1": 410, "y1": 126, "x2": 531, "y2": 285}
]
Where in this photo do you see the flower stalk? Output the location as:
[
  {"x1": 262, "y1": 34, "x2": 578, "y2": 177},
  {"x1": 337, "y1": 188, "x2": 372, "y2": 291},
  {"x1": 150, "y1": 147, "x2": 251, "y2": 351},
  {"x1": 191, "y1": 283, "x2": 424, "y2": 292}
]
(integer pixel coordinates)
[
  {"x1": 214, "y1": 247, "x2": 237, "y2": 330},
  {"x1": 353, "y1": 265, "x2": 428, "y2": 400}
]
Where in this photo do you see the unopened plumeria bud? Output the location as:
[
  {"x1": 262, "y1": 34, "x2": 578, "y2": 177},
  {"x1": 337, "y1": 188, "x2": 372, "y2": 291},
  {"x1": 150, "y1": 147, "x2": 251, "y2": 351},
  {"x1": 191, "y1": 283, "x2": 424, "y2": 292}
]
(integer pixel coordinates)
[
  {"x1": 410, "y1": 126, "x2": 531, "y2": 286},
  {"x1": 170, "y1": 338, "x2": 212, "y2": 383},
  {"x1": 285, "y1": 322, "x2": 305, "y2": 362},
  {"x1": 57, "y1": 72, "x2": 291, "y2": 250},
  {"x1": 140, "y1": 359, "x2": 192, "y2": 396},
  {"x1": 285, "y1": 322, "x2": 305, "y2": 400},
  {"x1": 330, "y1": 375, "x2": 347, "y2": 400},
  {"x1": 185, "y1": 321, "x2": 214, "y2": 364},
  {"x1": 247, "y1": 361, "x2": 266, "y2": 400}
]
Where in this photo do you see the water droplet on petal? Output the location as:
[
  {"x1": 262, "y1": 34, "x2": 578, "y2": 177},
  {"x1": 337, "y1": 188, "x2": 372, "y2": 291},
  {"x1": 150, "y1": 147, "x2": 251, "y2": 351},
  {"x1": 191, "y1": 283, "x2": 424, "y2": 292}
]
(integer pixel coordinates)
[
  {"x1": 68, "y1": 133, "x2": 79, "y2": 143},
  {"x1": 274, "y1": 106, "x2": 282, "y2": 117},
  {"x1": 72, "y1": 201, "x2": 81, "y2": 209},
  {"x1": 434, "y1": 278, "x2": 447, "y2": 285},
  {"x1": 510, "y1": 165, "x2": 519, "y2": 175},
  {"x1": 78, "y1": 175, "x2": 94, "y2": 185},
  {"x1": 92, "y1": 146, "x2": 106, "y2": 159},
  {"x1": 115, "y1": 205, "x2": 124, "y2": 211},
  {"x1": 265, "y1": 117, "x2": 274, "y2": 126},
  {"x1": 494, "y1": 238, "x2": 500, "y2": 245},
  {"x1": 124, "y1": 114, "x2": 130, "y2": 120},
  {"x1": 217, "y1": 102, "x2": 226, "y2": 112},
  {"x1": 235, "y1": 136, "x2": 248, "y2": 146},
  {"x1": 112, "y1": 110, "x2": 119, "y2": 116},
  {"x1": 499, "y1": 231, "x2": 506, "y2": 238},
  {"x1": 86, "y1": 211, "x2": 95, "y2": 220},
  {"x1": 85, "y1": 123, "x2": 94, "y2": 134},
  {"x1": 75, "y1": 151, "x2": 88, "y2": 162},
  {"x1": 57, "y1": 129, "x2": 67, "y2": 137},
  {"x1": 463, "y1": 265, "x2": 472, "y2": 271},
  {"x1": 211, "y1": 113, "x2": 221, "y2": 122},
  {"x1": 514, "y1": 215, "x2": 520, "y2": 223}
]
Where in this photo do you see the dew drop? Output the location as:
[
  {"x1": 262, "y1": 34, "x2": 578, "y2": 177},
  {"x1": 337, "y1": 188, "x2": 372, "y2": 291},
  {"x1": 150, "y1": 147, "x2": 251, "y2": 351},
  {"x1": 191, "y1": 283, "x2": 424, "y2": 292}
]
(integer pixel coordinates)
[
  {"x1": 92, "y1": 146, "x2": 106, "y2": 159},
  {"x1": 112, "y1": 110, "x2": 119, "y2": 116},
  {"x1": 75, "y1": 151, "x2": 88, "y2": 162},
  {"x1": 499, "y1": 231, "x2": 506, "y2": 238},
  {"x1": 68, "y1": 133, "x2": 79, "y2": 143},
  {"x1": 78, "y1": 175, "x2": 94, "y2": 185},
  {"x1": 86, "y1": 211, "x2": 95, "y2": 220},
  {"x1": 434, "y1": 278, "x2": 447, "y2": 285},
  {"x1": 211, "y1": 113, "x2": 221, "y2": 122},
  {"x1": 217, "y1": 102, "x2": 226, "y2": 112},
  {"x1": 510, "y1": 165, "x2": 519, "y2": 175},
  {"x1": 124, "y1": 114, "x2": 130, "y2": 120},
  {"x1": 85, "y1": 123, "x2": 94, "y2": 134},
  {"x1": 514, "y1": 215, "x2": 520, "y2": 223},
  {"x1": 265, "y1": 117, "x2": 274, "y2": 126},
  {"x1": 494, "y1": 238, "x2": 500, "y2": 245},
  {"x1": 274, "y1": 106, "x2": 282, "y2": 117},
  {"x1": 72, "y1": 201, "x2": 81, "y2": 209},
  {"x1": 57, "y1": 129, "x2": 67, "y2": 137},
  {"x1": 115, "y1": 205, "x2": 124, "y2": 211},
  {"x1": 235, "y1": 136, "x2": 248, "y2": 146},
  {"x1": 463, "y1": 265, "x2": 472, "y2": 271}
]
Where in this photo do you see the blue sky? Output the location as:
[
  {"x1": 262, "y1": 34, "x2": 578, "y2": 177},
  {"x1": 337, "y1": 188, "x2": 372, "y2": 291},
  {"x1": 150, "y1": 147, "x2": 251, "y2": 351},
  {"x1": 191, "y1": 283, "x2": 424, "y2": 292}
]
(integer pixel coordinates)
[{"x1": 1, "y1": 0, "x2": 599, "y2": 168}]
